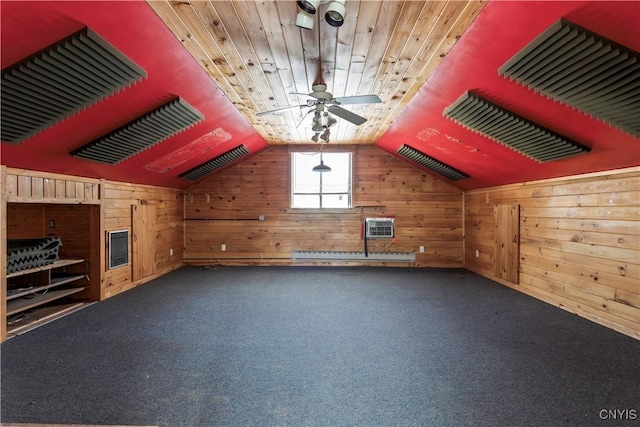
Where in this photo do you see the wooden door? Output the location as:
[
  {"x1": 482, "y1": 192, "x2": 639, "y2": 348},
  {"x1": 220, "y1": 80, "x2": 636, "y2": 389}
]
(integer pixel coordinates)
[
  {"x1": 132, "y1": 204, "x2": 155, "y2": 281},
  {"x1": 494, "y1": 204, "x2": 520, "y2": 284}
]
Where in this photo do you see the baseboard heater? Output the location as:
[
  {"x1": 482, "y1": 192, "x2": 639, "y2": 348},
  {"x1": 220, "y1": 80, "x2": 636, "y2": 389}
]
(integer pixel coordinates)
[{"x1": 291, "y1": 251, "x2": 416, "y2": 262}]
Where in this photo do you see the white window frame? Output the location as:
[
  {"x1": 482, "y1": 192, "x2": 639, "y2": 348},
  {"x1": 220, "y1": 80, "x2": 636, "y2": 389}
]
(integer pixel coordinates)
[{"x1": 290, "y1": 151, "x2": 353, "y2": 209}]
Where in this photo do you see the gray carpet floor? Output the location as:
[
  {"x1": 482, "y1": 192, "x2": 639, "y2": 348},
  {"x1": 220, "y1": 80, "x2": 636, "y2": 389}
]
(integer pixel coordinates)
[{"x1": 1, "y1": 266, "x2": 639, "y2": 427}]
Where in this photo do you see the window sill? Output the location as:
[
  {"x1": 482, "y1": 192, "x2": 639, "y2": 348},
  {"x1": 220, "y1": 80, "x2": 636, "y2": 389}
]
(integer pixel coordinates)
[{"x1": 290, "y1": 208, "x2": 356, "y2": 214}]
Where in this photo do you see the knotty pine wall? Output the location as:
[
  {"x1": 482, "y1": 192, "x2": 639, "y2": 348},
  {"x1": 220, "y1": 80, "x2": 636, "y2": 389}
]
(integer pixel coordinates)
[
  {"x1": 464, "y1": 168, "x2": 640, "y2": 339},
  {"x1": 1, "y1": 167, "x2": 184, "y2": 342},
  {"x1": 1, "y1": 167, "x2": 184, "y2": 300},
  {"x1": 184, "y1": 146, "x2": 463, "y2": 267},
  {"x1": 6, "y1": 203, "x2": 97, "y2": 266},
  {"x1": 103, "y1": 181, "x2": 184, "y2": 298}
]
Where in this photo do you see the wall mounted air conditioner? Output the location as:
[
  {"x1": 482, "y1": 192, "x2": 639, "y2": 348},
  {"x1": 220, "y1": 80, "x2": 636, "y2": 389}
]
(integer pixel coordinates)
[{"x1": 365, "y1": 218, "x2": 395, "y2": 239}]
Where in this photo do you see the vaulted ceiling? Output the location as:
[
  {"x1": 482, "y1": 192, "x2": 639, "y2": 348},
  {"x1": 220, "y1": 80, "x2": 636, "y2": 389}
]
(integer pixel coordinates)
[{"x1": 1, "y1": 1, "x2": 638, "y2": 190}]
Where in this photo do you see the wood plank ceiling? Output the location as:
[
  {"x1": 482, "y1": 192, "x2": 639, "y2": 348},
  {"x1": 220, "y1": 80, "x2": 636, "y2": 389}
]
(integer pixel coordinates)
[
  {"x1": 147, "y1": 0, "x2": 486, "y2": 145},
  {"x1": 2, "y1": 1, "x2": 637, "y2": 190}
]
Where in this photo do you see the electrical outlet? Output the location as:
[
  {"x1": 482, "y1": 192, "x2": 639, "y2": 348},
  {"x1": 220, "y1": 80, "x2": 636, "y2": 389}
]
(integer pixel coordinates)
[
  {"x1": 170, "y1": 248, "x2": 173, "y2": 256},
  {"x1": 49, "y1": 219, "x2": 55, "y2": 228},
  {"x1": 259, "y1": 215, "x2": 265, "y2": 221},
  {"x1": 419, "y1": 246, "x2": 424, "y2": 253},
  {"x1": 475, "y1": 249, "x2": 480, "y2": 258},
  {"x1": 221, "y1": 244, "x2": 226, "y2": 251}
]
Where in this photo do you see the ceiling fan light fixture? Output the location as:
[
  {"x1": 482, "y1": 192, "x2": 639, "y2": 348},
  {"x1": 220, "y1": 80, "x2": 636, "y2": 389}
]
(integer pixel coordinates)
[
  {"x1": 312, "y1": 111, "x2": 324, "y2": 132},
  {"x1": 295, "y1": 9, "x2": 315, "y2": 30},
  {"x1": 297, "y1": 0, "x2": 321, "y2": 14},
  {"x1": 325, "y1": 0, "x2": 346, "y2": 27},
  {"x1": 320, "y1": 128, "x2": 330, "y2": 142},
  {"x1": 325, "y1": 112, "x2": 337, "y2": 127}
]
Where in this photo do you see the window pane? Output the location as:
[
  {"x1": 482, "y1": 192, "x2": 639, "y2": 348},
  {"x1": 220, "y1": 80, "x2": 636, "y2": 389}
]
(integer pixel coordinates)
[
  {"x1": 292, "y1": 153, "x2": 320, "y2": 193},
  {"x1": 322, "y1": 193, "x2": 350, "y2": 208},
  {"x1": 291, "y1": 151, "x2": 352, "y2": 209},
  {"x1": 292, "y1": 194, "x2": 320, "y2": 208},
  {"x1": 321, "y1": 153, "x2": 351, "y2": 192}
]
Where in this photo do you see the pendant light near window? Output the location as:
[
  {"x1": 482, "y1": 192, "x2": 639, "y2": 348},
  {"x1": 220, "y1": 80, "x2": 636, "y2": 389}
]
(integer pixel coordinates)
[
  {"x1": 312, "y1": 143, "x2": 331, "y2": 172},
  {"x1": 312, "y1": 155, "x2": 332, "y2": 172}
]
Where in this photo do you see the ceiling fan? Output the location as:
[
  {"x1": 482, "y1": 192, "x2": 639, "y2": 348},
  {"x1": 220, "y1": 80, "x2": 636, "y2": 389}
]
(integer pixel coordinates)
[
  {"x1": 257, "y1": 2, "x2": 382, "y2": 142},
  {"x1": 256, "y1": 81, "x2": 382, "y2": 129},
  {"x1": 257, "y1": 80, "x2": 382, "y2": 143}
]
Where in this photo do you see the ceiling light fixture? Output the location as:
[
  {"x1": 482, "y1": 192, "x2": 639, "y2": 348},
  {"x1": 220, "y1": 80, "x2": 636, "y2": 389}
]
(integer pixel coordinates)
[
  {"x1": 296, "y1": 0, "x2": 346, "y2": 30},
  {"x1": 325, "y1": 0, "x2": 346, "y2": 27},
  {"x1": 309, "y1": 109, "x2": 336, "y2": 142},
  {"x1": 312, "y1": 111, "x2": 324, "y2": 133},
  {"x1": 297, "y1": 0, "x2": 321, "y2": 14},
  {"x1": 295, "y1": 9, "x2": 315, "y2": 30},
  {"x1": 320, "y1": 128, "x2": 331, "y2": 142},
  {"x1": 312, "y1": 136, "x2": 331, "y2": 172},
  {"x1": 324, "y1": 112, "x2": 337, "y2": 128}
]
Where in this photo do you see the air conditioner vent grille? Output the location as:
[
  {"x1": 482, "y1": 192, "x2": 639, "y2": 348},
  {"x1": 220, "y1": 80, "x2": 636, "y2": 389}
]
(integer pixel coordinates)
[
  {"x1": 443, "y1": 92, "x2": 590, "y2": 162},
  {"x1": 1, "y1": 27, "x2": 147, "y2": 144},
  {"x1": 365, "y1": 218, "x2": 395, "y2": 239},
  {"x1": 396, "y1": 144, "x2": 468, "y2": 181},
  {"x1": 71, "y1": 98, "x2": 203, "y2": 164},
  {"x1": 499, "y1": 19, "x2": 640, "y2": 137},
  {"x1": 180, "y1": 145, "x2": 249, "y2": 180}
]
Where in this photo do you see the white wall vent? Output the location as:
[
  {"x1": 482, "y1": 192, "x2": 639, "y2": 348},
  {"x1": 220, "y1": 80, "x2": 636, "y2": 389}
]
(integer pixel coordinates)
[{"x1": 365, "y1": 218, "x2": 395, "y2": 239}]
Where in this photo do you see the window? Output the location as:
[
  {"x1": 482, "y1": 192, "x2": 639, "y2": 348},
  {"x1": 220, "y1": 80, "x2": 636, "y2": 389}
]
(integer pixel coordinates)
[{"x1": 291, "y1": 151, "x2": 352, "y2": 209}]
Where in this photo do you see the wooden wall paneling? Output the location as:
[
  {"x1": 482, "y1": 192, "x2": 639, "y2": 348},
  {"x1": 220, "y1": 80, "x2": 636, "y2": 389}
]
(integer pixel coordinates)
[
  {"x1": 132, "y1": 204, "x2": 156, "y2": 281},
  {"x1": 5, "y1": 168, "x2": 101, "y2": 204},
  {"x1": 5, "y1": 202, "x2": 100, "y2": 304},
  {"x1": 17, "y1": 176, "x2": 31, "y2": 198},
  {"x1": 44, "y1": 205, "x2": 89, "y2": 257},
  {"x1": 5, "y1": 174, "x2": 17, "y2": 200},
  {"x1": 1, "y1": 168, "x2": 185, "y2": 340},
  {"x1": 1, "y1": 169, "x2": 106, "y2": 341},
  {"x1": 31, "y1": 177, "x2": 44, "y2": 199},
  {"x1": 184, "y1": 146, "x2": 463, "y2": 267},
  {"x1": 42, "y1": 204, "x2": 96, "y2": 302},
  {"x1": 89, "y1": 201, "x2": 103, "y2": 302},
  {"x1": 494, "y1": 204, "x2": 519, "y2": 284},
  {"x1": 103, "y1": 181, "x2": 184, "y2": 299},
  {"x1": 55, "y1": 179, "x2": 66, "y2": 199},
  {"x1": 6, "y1": 204, "x2": 45, "y2": 238},
  {"x1": 465, "y1": 168, "x2": 640, "y2": 339}
]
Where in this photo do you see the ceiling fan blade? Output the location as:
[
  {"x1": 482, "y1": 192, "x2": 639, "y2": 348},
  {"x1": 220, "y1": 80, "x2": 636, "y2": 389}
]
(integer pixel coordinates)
[
  {"x1": 256, "y1": 104, "x2": 306, "y2": 116},
  {"x1": 327, "y1": 105, "x2": 368, "y2": 126},
  {"x1": 291, "y1": 92, "x2": 321, "y2": 100},
  {"x1": 333, "y1": 94, "x2": 382, "y2": 105}
]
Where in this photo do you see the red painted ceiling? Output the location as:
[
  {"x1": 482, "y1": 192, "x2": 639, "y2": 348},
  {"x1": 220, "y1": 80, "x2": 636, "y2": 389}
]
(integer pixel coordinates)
[
  {"x1": 377, "y1": 0, "x2": 640, "y2": 190},
  {"x1": 1, "y1": 1, "x2": 639, "y2": 190},
  {"x1": 0, "y1": 1, "x2": 268, "y2": 189}
]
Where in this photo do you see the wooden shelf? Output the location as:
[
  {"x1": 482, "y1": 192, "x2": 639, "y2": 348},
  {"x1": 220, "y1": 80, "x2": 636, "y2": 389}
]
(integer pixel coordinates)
[
  {"x1": 5, "y1": 257, "x2": 89, "y2": 336},
  {"x1": 7, "y1": 301, "x2": 93, "y2": 336},
  {"x1": 7, "y1": 258, "x2": 85, "y2": 278},
  {"x1": 7, "y1": 274, "x2": 86, "y2": 300},
  {"x1": 3, "y1": 202, "x2": 101, "y2": 343},
  {"x1": 7, "y1": 286, "x2": 88, "y2": 316}
]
